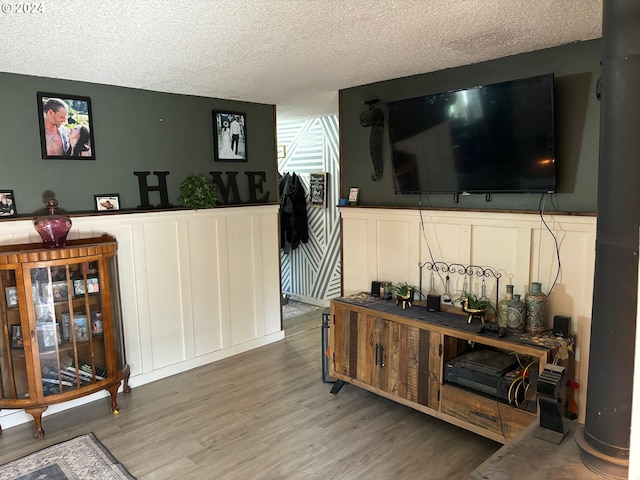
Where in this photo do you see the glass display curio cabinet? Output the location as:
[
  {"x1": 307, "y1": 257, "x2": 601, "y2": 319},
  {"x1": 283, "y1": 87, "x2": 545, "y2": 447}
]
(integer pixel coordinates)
[{"x1": 0, "y1": 235, "x2": 130, "y2": 438}]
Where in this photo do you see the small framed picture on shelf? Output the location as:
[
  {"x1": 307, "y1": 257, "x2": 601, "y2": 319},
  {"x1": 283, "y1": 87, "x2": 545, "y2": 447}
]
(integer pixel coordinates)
[
  {"x1": 5, "y1": 286, "x2": 18, "y2": 307},
  {"x1": 73, "y1": 316, "x2": 89, "y2": 342},
  {"x1": 73, "y1": 279, "x2": 85, "y2": 296},
  {"x1": 348, "y1": 187, "x2": 359, "y2": 205},
  {"x1": 34, "y1": 303, "x2": 54, "y2": 323},
  {"x1": 37, "y1": 323, "x2": 58, "y2": 350},
  {"x1": 10, "y1": 325, "x2": 24, "y2": 349},
  {"x1": 0, "y1": 190, "x2": 17, "y2": 218},
  {"x1": 91, "y1": 311, "x2": 104, "y2": 335},
  {"x1": 51, "y1": 281, "x2": 68, "y2": 302},
  {"x1": 86, "y1": 277, "x2": 99, "y2": 294},
  {"x1": 61, "y1": 313, "x2": 71, "y2": 342},
  {"x1": 73, "y1": 277, "x2": 99, "y2": 296},
  {"x1": 94, "y1": 194, "x2": 120, "y2": 212}
]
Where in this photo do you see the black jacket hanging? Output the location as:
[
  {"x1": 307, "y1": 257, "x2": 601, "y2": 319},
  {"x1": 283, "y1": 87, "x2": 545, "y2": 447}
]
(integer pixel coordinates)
[{"x1": 279, "y1": 173, "x2": 309, "y2": 252}]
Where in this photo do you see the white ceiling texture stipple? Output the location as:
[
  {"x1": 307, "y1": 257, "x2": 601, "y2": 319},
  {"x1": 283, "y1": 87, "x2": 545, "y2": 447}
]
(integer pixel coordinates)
[{"x1": 0, "y1": 0, "x2": 602, "y2": 121}]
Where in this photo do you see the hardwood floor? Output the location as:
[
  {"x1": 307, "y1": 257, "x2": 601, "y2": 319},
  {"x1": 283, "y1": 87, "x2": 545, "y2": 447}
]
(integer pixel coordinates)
[{"x1": 0, "y1": 310, "x2": 499, "y2": 479}]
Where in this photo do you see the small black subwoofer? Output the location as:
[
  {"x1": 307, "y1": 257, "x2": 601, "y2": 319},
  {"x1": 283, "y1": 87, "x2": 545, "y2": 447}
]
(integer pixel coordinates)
[
  {"x1": 426, "y1": 294, "x2": 441, "y2": 312},
  {"x1": 553, "y1": 315, "x2": 570, "y2": 338},
  {"x1": 371, "y1": 281, "x2": 382, "y2": 297}
]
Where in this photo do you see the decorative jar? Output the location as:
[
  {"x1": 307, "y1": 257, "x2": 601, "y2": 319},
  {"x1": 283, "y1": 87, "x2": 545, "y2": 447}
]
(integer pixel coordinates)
[
  {"x1": 497, "y1": 284, "x2": 514, "y2": 328},
  {"x1": 507, "y1": 294, "x2": 526, "y2": 330},
  {"x1": 33, "y1": 198, "x2": 72, "y2": 248},
  {"x1": 525, "y1": 282, "x2": 547, "y2": 333}
]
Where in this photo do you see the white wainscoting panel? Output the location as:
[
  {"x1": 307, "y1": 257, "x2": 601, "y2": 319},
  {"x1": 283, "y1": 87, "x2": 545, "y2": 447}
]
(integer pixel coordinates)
[
  {"x1": 0, "y1": 205, "x2": 283, "y2": 431},
  {"x1": 341, "y1": 207, "x2": 596, "y2": 422}
]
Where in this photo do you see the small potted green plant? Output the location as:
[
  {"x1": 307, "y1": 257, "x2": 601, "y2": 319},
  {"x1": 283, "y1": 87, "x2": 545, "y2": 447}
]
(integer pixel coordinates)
[
  {"x1": 392, "y1": 282, "x2": 421, "y2": 309},
  {"x1": 178, "y1": 174, "x2": 217, "y2": 209},
  {"x1": 456, "y1": 291, "x2": 495, "y2": 323}
]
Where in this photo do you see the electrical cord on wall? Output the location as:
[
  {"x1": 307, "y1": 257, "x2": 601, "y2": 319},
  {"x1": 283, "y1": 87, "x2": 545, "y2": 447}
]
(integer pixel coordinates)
[
  {"x1": 418, "y1": 194, "x2": 448, "y2": 293},
  {"x1": 538, "y1": 193, "x2": 562, "y2": 296}
]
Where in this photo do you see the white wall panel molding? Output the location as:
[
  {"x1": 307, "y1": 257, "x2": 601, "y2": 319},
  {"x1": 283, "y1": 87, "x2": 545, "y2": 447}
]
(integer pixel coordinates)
[
  {"x1": 0, "y1": 205, "x2": 283, "y2": 430},
  {"x1": 341, "y1": 207, "x2": 596, "y2": 422}
]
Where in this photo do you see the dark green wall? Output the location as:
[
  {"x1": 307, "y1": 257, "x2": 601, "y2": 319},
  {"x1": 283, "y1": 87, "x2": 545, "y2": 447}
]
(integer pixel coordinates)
[
  {"x1": 340, "y1": 40, "x2": 601, "y2": 213},
  {"x1": 0, "y1": 73, "x2": 277, "y2": 214}
]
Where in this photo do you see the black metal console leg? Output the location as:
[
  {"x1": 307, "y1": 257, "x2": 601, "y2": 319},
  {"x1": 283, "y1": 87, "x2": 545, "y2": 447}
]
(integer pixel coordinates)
[{"x1": 330, "y1": 379, "x2": 346, "y2": 395}]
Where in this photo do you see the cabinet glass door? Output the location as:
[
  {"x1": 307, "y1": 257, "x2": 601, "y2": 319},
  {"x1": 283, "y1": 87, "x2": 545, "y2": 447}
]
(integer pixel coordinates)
[
  {"x1": 29, "y1": 260, "x2": 107, "y2": 398},
  {"x1": 0, "y1": 268, "x2": 30, "y2": 401}
]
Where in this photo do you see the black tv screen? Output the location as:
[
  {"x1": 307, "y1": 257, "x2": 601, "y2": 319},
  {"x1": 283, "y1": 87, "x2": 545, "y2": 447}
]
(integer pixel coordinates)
[{"x1": 387, "y1": 74, "x2": 556, "y2": 194}]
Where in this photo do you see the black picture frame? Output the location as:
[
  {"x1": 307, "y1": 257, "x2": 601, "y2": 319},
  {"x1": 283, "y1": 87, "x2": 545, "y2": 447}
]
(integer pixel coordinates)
[
  {"x1": 37, "y1": 91, "x2": 96, "y2": 160},
  {"x1": 212, "y1": 110, "x2": 247, "y2": 162},
  {"x1": 73, "y1": 279, "x2": 85, "y2": 297},
  {"x1": 73, "y1": 316, "x2": 90, "y2": 342},
  {"x1": 94, "y1": 194, "x2": 120, "y2": 212},
  {"x1": 10, "y1": 324, "x2": 24, "y2": 349},
  {"x1": 51, "y1": 281, "x2": 69, "y2": 302},
  {"x1": 36, "y1": 323, "x2": 59, "y2": 350},
  {"x1": 0, "y1": 190, "x2": 17, "y2": 218},
  {"x1": 73, "y1": 277, "x2": 99, "y2": 297},
  {"x1": 309, "y1": 172, "x2": 328, "y2": 208}
]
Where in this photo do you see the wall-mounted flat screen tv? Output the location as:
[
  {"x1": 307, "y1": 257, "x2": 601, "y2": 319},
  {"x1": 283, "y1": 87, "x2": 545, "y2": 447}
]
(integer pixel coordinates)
[{"x1": 387, "y1": 74, "x2": 556, "y2": 194}]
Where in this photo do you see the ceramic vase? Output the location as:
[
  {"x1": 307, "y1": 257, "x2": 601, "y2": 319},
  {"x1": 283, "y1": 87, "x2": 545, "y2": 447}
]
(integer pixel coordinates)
[
  {"x1": 507, "y1": 294, "x2": 526, "y2": 330},
  {"x1": 525, "y1": 282, "x2": 547, "y2": 333},
  {"x1": 497, "y1": 284, "x2": 514, "y2": 328}
]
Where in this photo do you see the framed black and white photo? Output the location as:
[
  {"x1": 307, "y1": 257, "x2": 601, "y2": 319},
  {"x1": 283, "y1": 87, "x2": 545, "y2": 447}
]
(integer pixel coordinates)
[
  {"x1": 309, "y1": 172, "x2": 327, "y2": 208},
  {"x1": 94, "y1": 194, "x2": 120, "y2": 212},
  {"x1": 37, "y1": 92, "x2": 96, "y2": 160},
  {"x1": 0, "y1": 190, "x2": 17, "y2": 218},
  {"x1": 212, "y1": 110, "x2": 247, "y2": 162}
]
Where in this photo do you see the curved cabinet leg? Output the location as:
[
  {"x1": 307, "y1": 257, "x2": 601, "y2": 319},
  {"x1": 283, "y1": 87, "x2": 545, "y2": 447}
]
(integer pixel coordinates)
[
  {"x1": 25, "y1": 406, "x2": 48, "y2": 439},
  {"x1": 107, "y1": 383, "x2": 121, "y2": 414},
  {"x1": 123, "y1": 369, "x2": 132, "y2": 394}
]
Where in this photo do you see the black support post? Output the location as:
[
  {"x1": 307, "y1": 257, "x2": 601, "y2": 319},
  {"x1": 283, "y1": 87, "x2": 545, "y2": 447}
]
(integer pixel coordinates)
[{"x1": 575, "y1": 1, "x2": 640, "y2": 478}]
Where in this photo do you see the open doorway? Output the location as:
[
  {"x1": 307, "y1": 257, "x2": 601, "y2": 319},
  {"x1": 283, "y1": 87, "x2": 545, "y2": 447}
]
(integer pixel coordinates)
[{"x1": 277, "y1": 115, "x2": 341, "y2": 335}]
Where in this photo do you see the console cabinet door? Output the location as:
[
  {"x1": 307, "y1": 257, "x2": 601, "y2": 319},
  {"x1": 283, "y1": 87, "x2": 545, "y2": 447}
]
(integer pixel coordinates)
[
  {"x1": 330, "y1": 303, "x2": 356, "y2": 378},
  {"x1": 377, "y1": 319, "x2": 441, "y2": 410},
  {"x1": 331, "y1": 302, "x2": 441, "y2": 411}
]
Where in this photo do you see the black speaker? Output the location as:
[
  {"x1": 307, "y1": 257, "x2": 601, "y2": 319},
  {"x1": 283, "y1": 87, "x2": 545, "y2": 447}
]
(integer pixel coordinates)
[
  {"x1": 553, "y1": 315, "x2": 570, "y2": 338},
  {"x1": 426, "y1": 294, "x2": 441, "y2": 312},
  {"x1": 371, "y1": 281, "x2": 382, "y2": 297}
]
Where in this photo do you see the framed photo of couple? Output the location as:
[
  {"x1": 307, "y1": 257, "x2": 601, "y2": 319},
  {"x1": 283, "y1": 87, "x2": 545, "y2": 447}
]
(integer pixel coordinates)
[
  {"x1": 212, "y1": 110, "x2": 247, "y2": 162},
  {"x1": 37, "y1": 91, "x2": 96, "y2": 160}
]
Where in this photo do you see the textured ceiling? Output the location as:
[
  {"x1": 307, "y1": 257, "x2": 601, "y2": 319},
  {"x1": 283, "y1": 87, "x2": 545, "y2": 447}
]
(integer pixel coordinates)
[{"x1": 0, "y1": 0, "x2": 602, "y2": 121}]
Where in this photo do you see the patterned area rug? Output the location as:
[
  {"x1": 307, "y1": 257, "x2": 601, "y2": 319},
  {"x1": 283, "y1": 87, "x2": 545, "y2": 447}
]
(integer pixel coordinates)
[
  {"x1": 282, "y1": 299, "x2": 319, "y2": 319},
  {"x1": 0, "y1": 433, "x2": 135, "y2": 480}
]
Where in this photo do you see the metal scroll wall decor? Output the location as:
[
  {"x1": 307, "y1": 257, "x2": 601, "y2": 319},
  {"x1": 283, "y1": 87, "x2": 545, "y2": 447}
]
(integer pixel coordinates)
[
  {"x1": 359, "y1": 98, "x2": 384, "y2": 181},
  {"x1": 418, "y1": 261, "x2": 502, "y2": 308}
]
